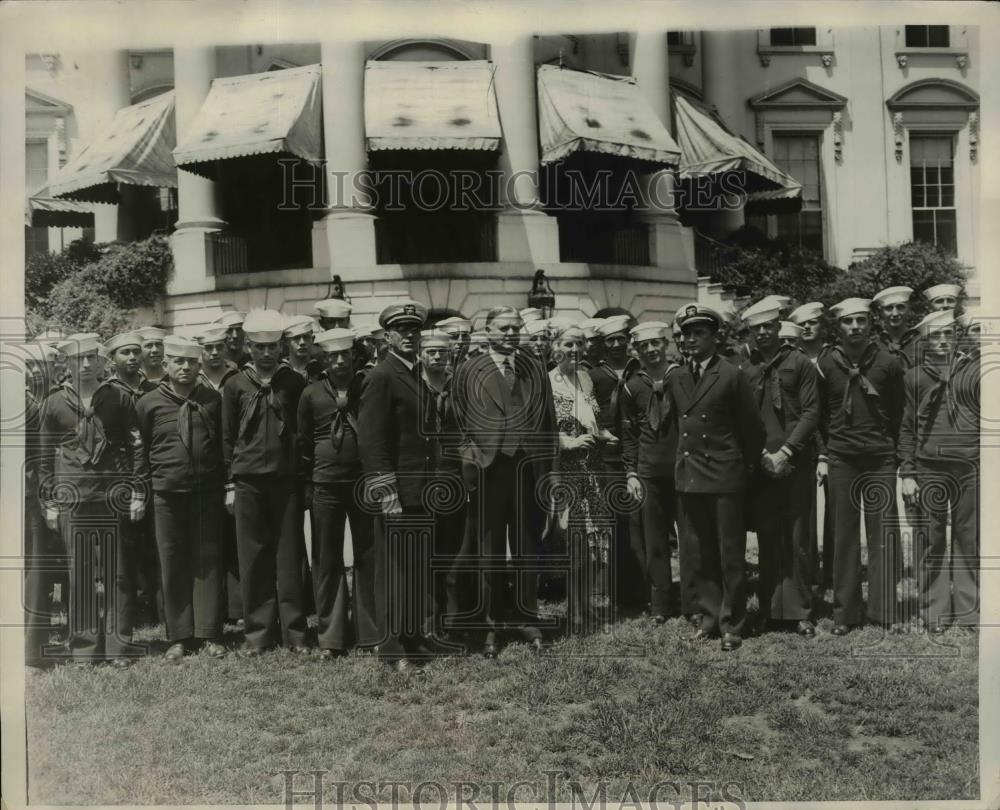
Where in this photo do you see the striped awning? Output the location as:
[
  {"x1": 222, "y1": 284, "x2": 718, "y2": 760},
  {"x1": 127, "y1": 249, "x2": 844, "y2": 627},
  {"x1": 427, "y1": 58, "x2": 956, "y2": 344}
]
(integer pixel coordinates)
[
  {"x1": 173, "y1": 64, "x2": 323, "y2": 178},
  {"x1": 27, "y1": 185, "x2": 95, "y2": 228},
  {"x1": 536, "y1": 65, "x2": 681, "y2": 167},
  {"x1": 364, "y1": 60, "x2": 502, "y2": 152},
  {"x1": 48, "y1": 91, "x2": 177, "y2": 203},
  {"x1": 673, "y1": 93, "x2": 802, "y2": 207}
]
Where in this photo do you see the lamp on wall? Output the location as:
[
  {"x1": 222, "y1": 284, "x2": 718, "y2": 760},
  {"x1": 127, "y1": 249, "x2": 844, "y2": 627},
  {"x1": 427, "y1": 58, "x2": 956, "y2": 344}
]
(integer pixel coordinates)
[
  {"x1": 527, "y1": 269, "x2": 556, "y2": 318},
  {"x1": 326, "y1": 274, "x2": 347, "y2": 301}
]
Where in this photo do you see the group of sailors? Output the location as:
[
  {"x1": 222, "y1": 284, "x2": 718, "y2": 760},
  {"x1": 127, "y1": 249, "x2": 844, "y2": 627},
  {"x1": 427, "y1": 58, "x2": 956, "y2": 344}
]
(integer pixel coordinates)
[{"x1": 21, "y1": 280, "x2": 980, "y2": 669}]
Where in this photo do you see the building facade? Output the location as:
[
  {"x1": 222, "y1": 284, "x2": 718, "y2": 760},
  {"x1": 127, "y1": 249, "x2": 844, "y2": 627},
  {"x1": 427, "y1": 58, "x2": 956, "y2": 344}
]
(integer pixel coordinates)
[{"x1": 25, "y1": 25, "x2": 980, "y2": 329}]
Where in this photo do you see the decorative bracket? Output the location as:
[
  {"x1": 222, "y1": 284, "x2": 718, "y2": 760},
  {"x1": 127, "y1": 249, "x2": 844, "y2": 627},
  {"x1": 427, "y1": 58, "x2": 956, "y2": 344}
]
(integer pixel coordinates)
[
  {"x1": 129, "y1": 54, "x2": 144, "y2": 70},
  {"x1": 683, "y1": 52, "x2": 695, "y2": 68},
  {"x1": 893, "y1": 112, "x2": 905, "y2": 162},
  {"x1": 759, "y1": 54, "x2": 771, "y2": 68},
  {"x1": 896, "y1": 53, "x2": 908, "y2": 69},
  {"x1": 832, "y1": 112, "x2": 843, "y2": 163},
  {"x1": 821, "y1": 53, "x2": 834, "y2": 69},
  {"x1": 956, "y1": 54, "x2": 968, "y2": 71},
  {"x1": 39, "y1": 54, "x2": 61, "y2": 76},
  {"x1": 968, "y1": 111, "x2": 978, "y2": 163}
]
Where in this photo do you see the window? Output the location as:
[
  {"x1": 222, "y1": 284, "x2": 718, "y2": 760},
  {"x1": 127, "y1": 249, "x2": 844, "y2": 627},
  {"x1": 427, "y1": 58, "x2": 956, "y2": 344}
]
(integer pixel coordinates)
[
  {"x1": 771, "y1": 133, "x2": 823, "y2": 253},
  {"x1": 904, "y1": 25, "x2": 950, "y2": 48},
  {"x1": 667, "y1": 31, "x2": 682, "y2": 46},
  {"x1": 910, "y1": 135, "x2": 956, "y2": 255},
  {"x1": 770, "y1": 28, "x2": 817, "y2": 47}
]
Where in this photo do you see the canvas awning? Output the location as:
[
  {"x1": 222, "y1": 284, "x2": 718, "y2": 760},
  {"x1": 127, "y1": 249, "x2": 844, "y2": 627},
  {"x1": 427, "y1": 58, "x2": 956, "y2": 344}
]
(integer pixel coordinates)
[
  {"x1": 173, "y1": 64, "x2": 323, "y2": 179},
  {"x1": 536, "y1": 65, "x2": 681, "y2": 167},
  {"x1": 744, "y1": 183, "x2": 804, "y2": 215},
  {"x1": 673, "y1": 93, "x2": 802, "y2": 207},
  {"x1": 26, "y1": 185, "x2": 95, "y2": 228},
  {"x1": 364, "y1": 60, "x2": 502, "y2": 151},
  {"x1": 48, "y1": 91, "x2": 177, "y2": 203}
]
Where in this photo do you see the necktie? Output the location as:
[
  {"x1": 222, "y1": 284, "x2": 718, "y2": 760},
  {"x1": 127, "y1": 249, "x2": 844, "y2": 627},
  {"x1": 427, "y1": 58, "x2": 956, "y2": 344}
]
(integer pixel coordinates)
[
  {"x1": 691, "y1": 361, "x2": 701, "y2": 385},
  {"x1": 501, "y1": 358, "x2": 516, "y2": 390}
]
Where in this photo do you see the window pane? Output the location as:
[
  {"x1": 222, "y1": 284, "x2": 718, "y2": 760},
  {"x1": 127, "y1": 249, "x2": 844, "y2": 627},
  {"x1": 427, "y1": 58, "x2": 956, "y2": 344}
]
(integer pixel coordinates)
[
  {"x1": 905, "y1": 26, "x2": 928, "y2": 47},
  {"x1": 941, "y1": 186, "x2": 954, "y2": 207},
  {"x1": 912, "y1": 210, "x2": 935, "y2": 244},
  {"x1": 940, "y1": 166, "x2": 954, "y2": 185},
  {"x1": 770, "y1": 28, "x2": 794, "y2": 46},
  {"x1": 935, "y1": 210, "x2": 957, "y2": 255},
  {"x1": 924, "y1": 165, "x2": 939, "y2": 185},
  {"x1": 795, "y1": 28, "x2": 817, "y2": 46},
  {"x1": 925, "y1": 185, "x2": 940, "y2": 208},
  {"x1": 667, "y1": 31, "x2": 682, "y2": 45},
  {"x1": 928, "y1": 25, "x2": 950, "y2": 47},
  {"x1": 801, "y1": 211, "x2": 823, "y2": 252},
  {"x1": 911, "y1": 185, "x2": 925, "y2": 208}
]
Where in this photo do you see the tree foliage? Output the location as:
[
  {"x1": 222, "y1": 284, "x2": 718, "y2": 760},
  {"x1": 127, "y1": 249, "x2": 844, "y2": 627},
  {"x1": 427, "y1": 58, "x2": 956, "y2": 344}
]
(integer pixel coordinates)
[{"x1": 27, "y1": 235, "x2": 172, "y2": 336}]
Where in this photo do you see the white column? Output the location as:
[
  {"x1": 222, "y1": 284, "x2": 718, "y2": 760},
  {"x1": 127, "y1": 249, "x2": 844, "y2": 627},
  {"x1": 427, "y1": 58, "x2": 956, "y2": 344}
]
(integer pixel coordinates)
[
  {"x1": 319, "y1": 40, "x2": 377, "y2": 277},
  {"x1": 169, "y1": 46, "x2": 227, "y2": 295},
  {"x1": 491, "y1": 36, "x2": 560, "y2": 264},
  {"x1": 91, "y1": 50, "x2": 132, "y2": 242},
  {"x1": 632, "y1": 32, "x2": 690, "y2": 271},
  {"x1": 700, "y1": 32, "x2": 745, "y2": 236}
]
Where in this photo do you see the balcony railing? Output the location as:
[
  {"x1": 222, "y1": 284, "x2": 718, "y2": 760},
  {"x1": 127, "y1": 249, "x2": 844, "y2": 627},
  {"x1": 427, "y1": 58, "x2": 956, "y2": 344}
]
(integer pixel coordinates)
[{"x1": 210, "y1": 231, "x2": 249, "y2": 276}]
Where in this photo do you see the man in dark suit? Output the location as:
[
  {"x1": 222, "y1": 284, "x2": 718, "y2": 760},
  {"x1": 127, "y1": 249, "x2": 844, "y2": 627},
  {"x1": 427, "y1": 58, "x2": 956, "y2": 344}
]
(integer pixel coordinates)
[
  {"x1": 666, "y1": 305, "x2": 765, "y2": 651},
  {"x1": 451, "y1": 305, "x2": 558, "y2": 658},
  {"x1": 739, "y1": 299, "x2": 820, "y2": 637},
  {"x1": 358, "y1": 300, "x2": 459, "y2": 670}
]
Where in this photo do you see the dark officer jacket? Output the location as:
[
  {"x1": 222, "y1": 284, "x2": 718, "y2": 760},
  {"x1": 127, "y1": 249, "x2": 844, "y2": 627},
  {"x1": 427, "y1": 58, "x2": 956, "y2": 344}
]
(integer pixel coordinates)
[
  {"x1": 665, "y1": 354, "x2": 766, "y2": 494},
  {"x1": 357, "y1": 351, "x2": 435, "y2": 509}
]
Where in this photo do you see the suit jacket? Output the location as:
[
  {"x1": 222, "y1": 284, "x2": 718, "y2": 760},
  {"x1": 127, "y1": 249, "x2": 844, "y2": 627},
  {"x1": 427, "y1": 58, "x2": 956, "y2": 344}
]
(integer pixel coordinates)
[
  {"x1": 451, "y1": 350, "x2": 557, "y2": 478},
  {"x1": 357, "y1": 352, "x2": 434, "y2": 508},
  {"x1": 666, "y1": 354, "x2": 766, "y2": 494}
]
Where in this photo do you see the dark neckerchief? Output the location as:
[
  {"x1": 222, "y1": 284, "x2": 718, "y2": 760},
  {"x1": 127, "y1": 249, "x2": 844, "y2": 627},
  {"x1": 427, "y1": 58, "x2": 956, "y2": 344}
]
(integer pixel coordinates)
[
  {"x1": 639, "y1": 363, "x2": 678, "y2": 434},
  {"x1": 106, "y1": 375, "x2": 145, "y2": 402},
  {"x1": 239, "y1": 365, "x2": 287, "y2": 439},
  {"x1": 156, "y1": 380, "x2": 215, "y2": 457},
  {"x1": 59, "y1": 381, "x2": 110, "y2": 467},
  {"x1": 916, "y1": 351, "x2": 971, "y2": 447},
  {"x1": 322, "y1": 375, "x2": 358, "y2": 452},
  {"x1": 750, "y1": 344, "x2": 793, "y2": 422},
  {"x1": 828, "y1": 342, "x2": 882, "y2": 425}
]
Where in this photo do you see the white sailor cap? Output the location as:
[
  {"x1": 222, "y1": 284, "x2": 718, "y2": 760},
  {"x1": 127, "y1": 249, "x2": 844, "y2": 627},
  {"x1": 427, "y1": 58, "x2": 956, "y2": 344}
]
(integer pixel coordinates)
[
  {"x1": 436, "y1": 317, "x2": 473, "y2": 336},
  {"x1": 914, "y1": 309, "x2": 956, "y2": 335},
  {"x1": 741, "y1": 299, "x2": 783, "y2": 327},
  {"x1": 595, "y1": 315, "x2": 632, "y2": 338},
  {"x1": 779, "y1": 321, "x2": 803, "y2": 340},
  {"x1": 518, "y1": 307, "x2": 544, "y2": 323},
  {"x1": 315, "y1": 298, "x2": 353, "y2": 319},
  {"x1": 578, "y1": 318, "x2": 606, "y2": 339},
  {"x1": 196, "y1": 324, "x2": 229, "y2": 345},
  {"x1": 214, "y1": 311, "x2": 246, "y2": 329},
  {"x1": 135, "y1": 326, "x2": 167, "y2": 343},
  {"x1": 629, "y1": 321, "x2": 671, "y2": 343},
  {"x1": 283, "y1": 314, "x2": 317, "y2": 339},
  {"x1": 524, "y1": 319, "x2": 551, "y2": 336},
  {"x1": 162, "y1": 335, "x2": 203, "y2": 359},
  {"x1": 314, "y1": 328, "x2": 355, "y2": 353},
  {"x1": 923, "y1": 283, "x2": 962, "y2": 303},
  {"x1": 873, "y1": 286, "x2": 914, "y2": 307},
  {"x1": 57, "y1": 333, "x2": 103, "y2": 357},
  {"x1": 830, "y1": 298, "x2": 872, "y2": 319},
  {"x1": 420, "y1": 329, "x2": 452, "y2": 349},
  {"x1": 104, "y1": 332, "x2": 142, "y2": 354},
  {"x1": 243, "y1": 309, "x2": 286, "y2": 343},
  {"x1": 788, "y1": 302, "x2": 824, "y2": 325}
]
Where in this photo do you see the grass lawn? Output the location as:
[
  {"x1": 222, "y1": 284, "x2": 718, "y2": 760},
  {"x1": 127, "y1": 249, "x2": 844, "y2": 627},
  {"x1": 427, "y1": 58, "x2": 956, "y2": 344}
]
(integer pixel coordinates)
[{"x1": 25, "y1": 611, "x2": 978, "y2": 805}]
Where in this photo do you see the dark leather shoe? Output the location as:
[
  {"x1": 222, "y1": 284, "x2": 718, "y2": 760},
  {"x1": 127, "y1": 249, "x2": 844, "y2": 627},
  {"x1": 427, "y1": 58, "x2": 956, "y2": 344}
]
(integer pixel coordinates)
[
  {"x1": 797, "y1": 620, "x2": 816, "y2": 638},
  {"x1": 652, "y1": 614, "x2": 667, "y2": 626},
  {"x1": 720, "y1": 633, "x2": 742, "y2": 652},
  {"x1": 318, "y1": 648, "x2": 346, "y2": 661},
  {"x1": 164, "y1": 642, "x2": 185, "y2": 662},
  {"x1": 831, "y1": 623, "x2": 850, "y2": 636},
  {"x1": 109, "y1": 657, "x2": 132, "y2": 669},
  {"x1": 291, "y1": 645, "x2": 312, "y2": 655},
  {"x1": 202, "y1": 641, "x2": 226, "y2": 659}
]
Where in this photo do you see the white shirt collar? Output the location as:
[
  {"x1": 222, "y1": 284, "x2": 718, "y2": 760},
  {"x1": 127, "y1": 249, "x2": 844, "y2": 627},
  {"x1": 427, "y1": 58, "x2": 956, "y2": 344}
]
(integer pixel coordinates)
[
  {"x1": 489, "y1": 348, "x2": 516, "y2": 371},
  {"x1": 390, "y1": 351, "x2": 415, "y2": 372}
]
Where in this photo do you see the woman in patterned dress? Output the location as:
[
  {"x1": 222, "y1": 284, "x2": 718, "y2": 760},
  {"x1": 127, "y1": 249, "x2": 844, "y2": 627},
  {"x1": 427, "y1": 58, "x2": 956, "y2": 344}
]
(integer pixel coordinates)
[{"x1": 548, "y1": 325, "x2": 618, "y2": 634}]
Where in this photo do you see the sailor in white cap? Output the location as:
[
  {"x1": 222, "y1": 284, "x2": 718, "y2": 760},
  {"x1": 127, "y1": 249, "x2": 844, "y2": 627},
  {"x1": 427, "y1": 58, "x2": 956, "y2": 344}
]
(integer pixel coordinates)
[
  {"x1": 872, "y1": 286, "x2": 918, "y2": 368},
  {"x1": 466, "y1": 329, "x2": 489, "y2": 359},
  {"x1": 788, "y1": 302, "x2": 829, "y2": 365},
  {"x1": 135, "y1": 326, "x2": 167, "y2": 384},
  {"x1": 357, "y1": 299, "x2": 457, "y2": 667},
  {"x1": 740, "y1": 299, "x2": 821, "y2": 636},
  {"x1": 222, "y1": 309, "x2": 310, "y2": 655},
  {"x1": 778, "y1": 321, "x2": 802, "y2": 346},
  {"x1": 435, "y1": 317, "x2": 473, "y2": 366},
  {"x1": 104, "y1": 332, "x2": 157, "y2": 400},
  {"x1": 619, "y1": 321, "x2": 680, "y2": 624},
  {"x1": 132, "y1": 335, "x2": 226, "y2": 661},
  {"x1": 667, "y1": 304, "x2": 766, "y2": 650},
  {"x1": 578, "y1": 318, "x2": 606, "y2": 368},
  {"x1": 37, "y1": 333, "x2": 145, "y2": 666},
  {"x1": 899, "y1": 308, "x2": 979, "y2": 632},
  {"x1": 297, "y1": 327, "x2": 377, "y2": 658},
  {"x1": 522, "y1": 318, "x2": 552, "y2": 367},
  {"x1": 195, "y1": 324, "x2": 240, "y2": 392},
  {"x1": 213, "y1": 311, "x2": 250, "y2": 367},
  {"x1": 315, "y1": 298, "x2": 353, "y2": 330},
  {"x1": 23, "y1": 340, "x2": 69, "y2": 667},
  {"x1": 818, "y1": 297, "x2": 905, "y2": 635},
  {"x1": 282, "y1": 314, "x2": 320, "y2": 381},
  {"x1": 352, "y1": 322, "x2": 387, "y2": 369},
  {"x1": 922, "y1": 283, "x2": 962, "y2": 312}
]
